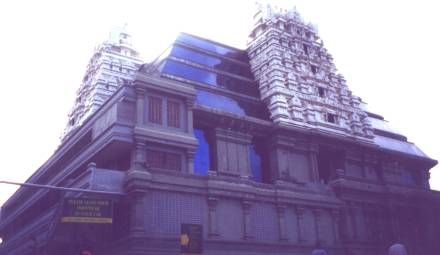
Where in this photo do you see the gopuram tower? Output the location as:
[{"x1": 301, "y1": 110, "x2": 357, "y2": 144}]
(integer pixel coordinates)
[
  {"x1": 247, "y1": 4, "x2": 374, "y2": 141},
  {"x1": 62, "y1": 25, "x2": 143, "y2": 139}
]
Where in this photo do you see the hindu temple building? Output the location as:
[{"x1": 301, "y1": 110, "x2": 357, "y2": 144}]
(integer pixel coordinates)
[{"x1": 0, "y1": 4, "x2": 438, "y2": 255}]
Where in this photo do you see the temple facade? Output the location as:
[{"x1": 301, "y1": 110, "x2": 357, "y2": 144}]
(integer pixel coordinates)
[{"x1": 0, "y1": 5, "x2": 439, "y2": 255}]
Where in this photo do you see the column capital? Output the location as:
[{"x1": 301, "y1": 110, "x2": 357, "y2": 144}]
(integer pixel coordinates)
[
  {"x1": 276, "y1": 204, "x2": 287, "y2": 213},
  {"x1": 208, "y1": 196, "x2": 219, "y2": 207},
  {"x1": 134, "y1": 83, "x2": 147, "y2": 95},
  {"x1": 296, "y1": 205, "x2": 305, "y2": 216},
  {"x1": 242, "y1": 200, "x2": 253, "y2": 211},
  {"x1": 185, "y1": 98, "x2": 195, "y2": 108},
  {"x1": 332, "y1": 209, "x2": 340, "y2": 219}
]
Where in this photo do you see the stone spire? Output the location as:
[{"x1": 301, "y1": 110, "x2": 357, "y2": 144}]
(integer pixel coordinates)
[
  {"x1": 61, "y1": 24, "x2": 143, "y2": 140},
  {"x1": 247, "y1": 4, "x2": 373, "y2": 140}
]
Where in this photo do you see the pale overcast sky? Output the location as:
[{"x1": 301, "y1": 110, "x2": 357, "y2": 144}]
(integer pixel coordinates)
[{"x1": 0, "y1": 0, "x2": 439, "y2": 206}]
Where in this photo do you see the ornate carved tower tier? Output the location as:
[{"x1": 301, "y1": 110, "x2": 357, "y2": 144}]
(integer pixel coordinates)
[
  {"x1": 62, "y1": 24, "x2": 143, "y2": 140},
  {"x1": 247, "y1": 4, "x2": 373, "y2": 140}
]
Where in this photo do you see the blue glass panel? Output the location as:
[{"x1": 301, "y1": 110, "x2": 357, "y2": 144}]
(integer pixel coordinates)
[
  {"x1": 196, "y1": 90, "x2": 245, "y2": 116},
  {"x1": 177, "y1": 33, "x2": 249, "y2": 62},
  {"x1": 161, "y1": 60, "x2": 259, "y2": 96},
  {"x1": 249, "y1": 144, "x2": 263, "y2": 182},
  {"x1": 194, "y1": 129, "x2": 210, "y2": 176},
  {"x1": 170, "y1": 45, "x2": 253, "y2": 78},
  {"x1": 195, "y1": 89, "x2": 270, "y2": 119}
]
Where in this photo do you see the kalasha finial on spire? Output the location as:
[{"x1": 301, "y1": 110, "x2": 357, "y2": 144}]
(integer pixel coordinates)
[{"x1": 105, "y1": 23, "x2": 134, "y2": 48}]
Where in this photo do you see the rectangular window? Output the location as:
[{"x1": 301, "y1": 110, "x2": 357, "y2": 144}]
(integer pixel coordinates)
[
  {"x1": 311, "y1": 65, "x2": 318, "y2": 74},
  {"x1": 148, "y1": 96, "x2": 163, "y2": 124},
  {"x1": 146, "y1": 149, "x2": 181, "y2": 171},
  {"x1": 167, "y1": 101, "x2": 181, "y2": 128},
  {"x1": 249, "y1": 137, "x2": 270, "y2": 183},
  {"x1": 303, "y1": 44, "x2": 309, "y2": 55},
  {"x1": 317, "y1": 147, "x2": 345, "y2": 184},
  {"x1": 326, "y1": 113, "x2": 337, "y2": 123},
  {"x1": 166, "y1": 153, "x2": 181, "y2": 171},
  {"x1": 318, "y1": 87, "x2": 326, "y2": 97},
  {"x1": 146, "y1": 150, "x2": 165, "y2": 168}
]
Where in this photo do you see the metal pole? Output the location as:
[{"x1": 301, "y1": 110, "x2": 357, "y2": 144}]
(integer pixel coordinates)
[{"x1": 0, "y1": 180, "x2": 125, "y2": 196}]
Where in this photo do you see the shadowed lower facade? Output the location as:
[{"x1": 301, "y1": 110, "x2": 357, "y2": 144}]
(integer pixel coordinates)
[{"x1": 0, "y1": 4, "x2": 439, "y2": 255}]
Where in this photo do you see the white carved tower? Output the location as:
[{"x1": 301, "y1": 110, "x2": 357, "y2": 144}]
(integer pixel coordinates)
[
  {"x1": 247, "y1": 4, "x2": 373, "y2": 140},
  {"x1": 62, "y1": 25, "x2": 143, "y2": 140}
]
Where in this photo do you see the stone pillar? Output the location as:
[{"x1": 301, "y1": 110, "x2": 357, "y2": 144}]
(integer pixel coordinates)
[
  {"x1": 277, "y1": 205, "x2": 288, "y2": 241},
  {"x1": 187, "y1": 149, "x2": 195, "y2": 174},
  {"x1": 339, "y1": 208, "x2": 350, "y2": 241},
  {"x1": 87, "y1": 162, "x2": 97, "y2": 189},
  {"x1": 186, "y1": 99, "x2": 194, "y2": 134},
  {"x1": 309, "y1": 145, "x2": 320, "y2": 182},
  {"x1": 132, "y1": 139, "x2": 146, "y2": 169},
  {"x1": 313, "y1": 208, "x2": 323, "y2": 245},
  {"x1": 332, "y1": 209, "x2": 340, "y2": 243},
  {"x1": 124, "y1": 140, "x2": 151, "y2": 236},
  {"x1": 129, "y1": 191, "x2": 146, "y2": 235},
  {"x1": 135, "y1": 87, "x2": 146, "y2": 125},
  {"x1": 125, "y1": 153, "x2": 152, "y2": 237},
  {"x1": 242, "y1": 200, "x2": 254, "y2": 240},
  {"x1": 296, "y1": 206, "x2": 306, "y2": 243},
  {"x1": 389, "y1": 205, "x2": 400, "y2": 242},
  {"x1": 363, "y1": 204, "x2": 373, "y2": 241},
  {"x1": 349, "y1": 202, "x2": 358, "y2": 240},
  {"x1": 207, "y1": 197, "x2": 219, "y2": 238}
]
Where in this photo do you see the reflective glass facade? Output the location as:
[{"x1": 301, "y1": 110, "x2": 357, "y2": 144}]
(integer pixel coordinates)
[
  {"x1": 170, "y1": 45, "x2": 253, "y2": 78},
  {"x1": 195, "y1": 89, "x2": 269, "y2": 119},
  {"x1": 193, "y1": 128, "x2": 210, "y2": 176},
  {"x1": 161, "y1": 60, "x2": 259, "y2": 96},
  {"x1": 159, "y1": 33, "x2": 270, "y2": 120},
  {"x1": 177, "y1": 33, "x2": 249, "y2": 62}
]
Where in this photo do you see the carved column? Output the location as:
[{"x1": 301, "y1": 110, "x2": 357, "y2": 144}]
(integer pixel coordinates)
[
  {"x1": 135, "y1": 86, "x2": 146, "y2": 125},
  {"x1": 277, "y1": 205, "x2": 288, "y2": 241},
  {"x1": 187, "y1": 149, "x2": 195, "y2": 174},
  {"x1": 309, "y1": 144, "x2": 320, "y2": 182},
  {"x1": 349, "y1": 202, "x2": 358, "y2": 240},
  {"x1": 388, "y1": 204, "x2": 400, "y2": 242},
  {"x1": 242, "y1": 200, "x2": 254, "y2": 240},
  {"x1": 186, "y1": 99, "x2": 194, "y2": 133},
  {"x1": 363, "y1": 204, "x2": 373, "y2": 241},
  {"x1": 296, "y1": 206, "x2": 306, "y2": 243},
  {"x1": 132, "y1": 139, "x2": 146, "y2": 169},
  {"x1": 332, "y1": 209, "x2": 340, "y2": 243},
  {"x1": 129, "y1": 191, "x2": 146, "y2": 235},
  {"x1": 313, "y1": 208, "x2": 323, "y2": 245},
  {"x1": 87, "y1": 162, "x2": 97, "y2": 189},
  {"x1": 207, "y1": 197, "x2": 219, "y2": 238}
]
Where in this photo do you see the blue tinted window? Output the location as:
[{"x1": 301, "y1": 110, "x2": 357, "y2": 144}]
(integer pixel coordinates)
[
  {"x1": 161, "y1": 60, "x2": 259, "y2": 96},
  {"x1": 177, "y1": 34, "x2": 249, "y2": 62},
  {"x1": 249, "y1": 144, "x2": 263, "y2": 182},
  {"x1": 195, "y1": 89, "x2": 269, "y2": 119},
  {"x1": 196, "y1": 90, "x2": 245, "y2": 116},
  {"x1": 170, "y1": 45, "x2": 253, "y2": 78},
  {"x1": 194, "y1": 129, "x2": 210, "y2": 175}
]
